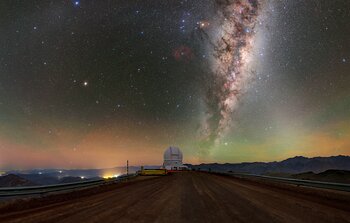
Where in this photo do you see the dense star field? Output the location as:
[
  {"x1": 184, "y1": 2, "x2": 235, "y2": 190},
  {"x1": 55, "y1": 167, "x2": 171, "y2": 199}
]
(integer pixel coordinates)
[{"x1": 0, "y1": 0, "x2": 349, "y2": 169}]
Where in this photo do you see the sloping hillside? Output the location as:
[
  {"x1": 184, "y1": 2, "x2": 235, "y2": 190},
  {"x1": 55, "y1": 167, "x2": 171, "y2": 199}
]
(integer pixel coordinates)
[
  {"x1": 188, "y1": 155, "x2": 350, "y2": 174},
  {"x1": 0, "y1": 174, "x2": 36, "y2": 187}
]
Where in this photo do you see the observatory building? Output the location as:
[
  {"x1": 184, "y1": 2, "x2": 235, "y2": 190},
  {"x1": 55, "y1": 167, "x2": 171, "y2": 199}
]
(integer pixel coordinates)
[{"x1": 163, "y1": 146, "x2": 188, "y2": 171}]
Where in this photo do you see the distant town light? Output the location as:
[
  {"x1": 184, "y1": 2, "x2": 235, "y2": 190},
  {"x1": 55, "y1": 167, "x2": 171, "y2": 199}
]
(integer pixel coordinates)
[{"x1": 103, "y1": 174, "x2": 118, "y2": 179}]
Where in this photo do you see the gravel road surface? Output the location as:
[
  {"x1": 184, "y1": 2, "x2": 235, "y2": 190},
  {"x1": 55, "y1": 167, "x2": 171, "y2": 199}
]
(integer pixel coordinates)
[{"x1": 0, "y1": 172, "x2": 349, "y2": 223}]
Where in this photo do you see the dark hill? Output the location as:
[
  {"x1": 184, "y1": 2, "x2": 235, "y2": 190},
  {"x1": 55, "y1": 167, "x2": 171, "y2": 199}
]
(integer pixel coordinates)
[
  {"x1": 18, "y1": 174, "x2": 59, "y2": 185},
  {"x1": 0, "y1": 174, "x2": 37, "y2": 187},
  {"x1": 188, "y1": 155, "x2": 350, "y2": 175}
]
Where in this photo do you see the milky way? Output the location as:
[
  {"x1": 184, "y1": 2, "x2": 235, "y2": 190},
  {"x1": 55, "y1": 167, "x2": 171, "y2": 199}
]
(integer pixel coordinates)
[
  {"x1": 1, "y1": 0, "x2": 349, "y2": 168},
  {"x1": 199, "y1": 0, "x2": 262, "y2": 152}
]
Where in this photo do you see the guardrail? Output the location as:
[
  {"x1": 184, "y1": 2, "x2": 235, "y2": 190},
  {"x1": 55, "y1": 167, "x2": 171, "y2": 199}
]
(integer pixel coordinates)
[
  {"x1": 0, "y1": 173, "x2": 138, "y2": 197},
  {"x1": 206, "y1": 171, "x2": 350, "y2": 192}
]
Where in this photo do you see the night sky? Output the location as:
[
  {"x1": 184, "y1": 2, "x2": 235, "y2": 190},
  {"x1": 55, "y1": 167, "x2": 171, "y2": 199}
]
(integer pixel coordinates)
[{"x1": 0, "y1": 0, "x2": 349, "y2": 169}]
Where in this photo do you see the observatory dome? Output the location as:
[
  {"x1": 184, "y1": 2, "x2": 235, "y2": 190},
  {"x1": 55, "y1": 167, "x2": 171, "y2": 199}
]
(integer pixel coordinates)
[
  {"x1": 164, "y1": 146, "x2": 183, "y2": 162},
  {"x1": 162, "y1": 146, "x2": 188, "y2": 171}
]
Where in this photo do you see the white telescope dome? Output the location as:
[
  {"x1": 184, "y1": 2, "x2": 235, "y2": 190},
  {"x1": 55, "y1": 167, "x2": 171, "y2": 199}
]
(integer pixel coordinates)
[
  {"x1": 164, "y1": 146, "x2": 183, "y2": 162},
  {"x1": 162, "y1": 146, "x2": 188, "y2": 171}
]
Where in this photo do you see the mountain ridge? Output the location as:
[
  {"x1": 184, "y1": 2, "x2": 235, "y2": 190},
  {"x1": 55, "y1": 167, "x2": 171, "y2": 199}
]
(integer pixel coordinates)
[{"x1": 186, "y1": 155, "x2": 350, "y2": 174}]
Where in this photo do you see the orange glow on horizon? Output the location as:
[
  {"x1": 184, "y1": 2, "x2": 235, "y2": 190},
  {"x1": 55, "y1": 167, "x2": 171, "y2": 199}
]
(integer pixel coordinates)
[{"x1": 1, "y1": 120, "x2": 350, "y2": 169}]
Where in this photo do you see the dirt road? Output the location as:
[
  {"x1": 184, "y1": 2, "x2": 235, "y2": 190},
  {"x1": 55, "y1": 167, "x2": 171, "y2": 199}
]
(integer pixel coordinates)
[{"x1": 0, "y1": 172, "x2": 349, "y2": 223}]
